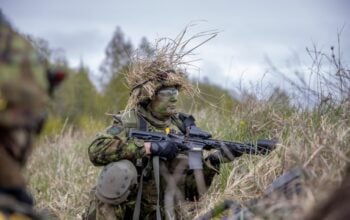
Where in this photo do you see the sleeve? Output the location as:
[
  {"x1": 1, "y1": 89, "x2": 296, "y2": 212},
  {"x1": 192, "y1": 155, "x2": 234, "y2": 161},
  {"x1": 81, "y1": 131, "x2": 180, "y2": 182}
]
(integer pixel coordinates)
[{"x1": 87, "y1": 120, "x2": 146, "y2": 166}]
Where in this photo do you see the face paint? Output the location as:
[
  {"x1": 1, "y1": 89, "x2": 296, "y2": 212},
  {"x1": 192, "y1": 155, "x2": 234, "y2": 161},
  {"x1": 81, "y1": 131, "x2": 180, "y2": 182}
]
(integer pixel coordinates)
[{"x1": 149, "y1": 87, "x2": 179, "y2": 119}]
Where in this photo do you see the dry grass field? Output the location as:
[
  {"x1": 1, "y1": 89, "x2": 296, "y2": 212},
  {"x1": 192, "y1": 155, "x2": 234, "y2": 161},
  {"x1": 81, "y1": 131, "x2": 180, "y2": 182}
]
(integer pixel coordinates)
[
  {"x1": 25, "y1": 97, "x2": 350, "y2": 219},
  {"x1": 26, "y1": 43, "x2": 350, "y2": 219}
]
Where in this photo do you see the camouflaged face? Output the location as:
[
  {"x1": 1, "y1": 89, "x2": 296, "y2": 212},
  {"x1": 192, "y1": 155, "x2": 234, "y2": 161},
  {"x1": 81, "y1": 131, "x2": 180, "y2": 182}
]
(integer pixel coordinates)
[
  {"x1": 0, "y1": 15, "x2": 49, "y2": 128},
  {"x1": 127, "y1": 68, "x2": 190, "y2": 109},
  {"x1": 148, "y1": 86, "x2": 179, "y2": 119}
]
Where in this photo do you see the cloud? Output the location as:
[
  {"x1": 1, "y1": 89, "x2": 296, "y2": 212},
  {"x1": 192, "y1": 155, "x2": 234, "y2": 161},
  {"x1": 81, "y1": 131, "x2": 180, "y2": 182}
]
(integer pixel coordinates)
[{"x1": 1, "y1": 0, "x2": 349, "y2": 87}]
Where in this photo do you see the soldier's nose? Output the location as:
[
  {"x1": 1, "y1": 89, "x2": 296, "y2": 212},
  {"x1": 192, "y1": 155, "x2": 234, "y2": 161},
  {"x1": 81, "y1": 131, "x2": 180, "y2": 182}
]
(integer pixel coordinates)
[{"x1": 169, "y1": 94, "x2": 178, "y2": 102}]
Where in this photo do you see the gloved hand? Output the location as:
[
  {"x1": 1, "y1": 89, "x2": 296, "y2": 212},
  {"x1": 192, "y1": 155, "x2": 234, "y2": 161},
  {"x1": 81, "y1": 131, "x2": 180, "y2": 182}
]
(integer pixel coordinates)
[{"x1": 150, "y1": 140, "x2": 180, "y2": 160}]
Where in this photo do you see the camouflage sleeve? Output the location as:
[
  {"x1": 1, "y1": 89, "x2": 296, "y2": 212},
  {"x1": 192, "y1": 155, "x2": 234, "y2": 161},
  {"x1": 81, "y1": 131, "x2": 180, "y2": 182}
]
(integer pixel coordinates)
[{"x1": 88, "y1": 121, "x2": 146, "y2": 166}]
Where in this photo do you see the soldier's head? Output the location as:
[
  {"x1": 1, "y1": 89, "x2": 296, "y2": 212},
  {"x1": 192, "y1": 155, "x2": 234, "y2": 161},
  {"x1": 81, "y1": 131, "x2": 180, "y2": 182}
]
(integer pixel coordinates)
[
  {"x1": 126, "y1": 61, "x2": 193, "y2": 119},
  {"x1": 149, "y1": 85, "x2": 179, "y2": 118},
  {"x1": 124, "y1": 27, "x2": 217, "y2": 118},
  {"x1": 0, "y1": 14, "x2": 65, "y2": 167}
]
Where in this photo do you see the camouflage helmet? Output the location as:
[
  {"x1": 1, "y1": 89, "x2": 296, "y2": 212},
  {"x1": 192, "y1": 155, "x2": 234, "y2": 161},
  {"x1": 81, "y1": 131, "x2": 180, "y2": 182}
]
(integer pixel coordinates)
[
  {"x1": 126, "y1": 60, "x2": 193, "y2": 109},
  {"x1": 124, "y1": 26, "x2": 218, "y2": 110},
  {"x1": 95, "y1": 160, "x2": 138, "y2": 205},
  {"x1": 124, "y1": 34, "x2": 204, "y2": 110},
  {"x1": 0, "y1": 14, "x2": 64, "y2": 129}
]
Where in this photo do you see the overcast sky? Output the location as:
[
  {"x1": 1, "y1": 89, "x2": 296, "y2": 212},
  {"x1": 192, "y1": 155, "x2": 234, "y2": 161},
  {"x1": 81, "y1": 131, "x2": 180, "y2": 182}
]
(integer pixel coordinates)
[{"x1": 1, "y1": 0, "x2": 349, "y2": 89}]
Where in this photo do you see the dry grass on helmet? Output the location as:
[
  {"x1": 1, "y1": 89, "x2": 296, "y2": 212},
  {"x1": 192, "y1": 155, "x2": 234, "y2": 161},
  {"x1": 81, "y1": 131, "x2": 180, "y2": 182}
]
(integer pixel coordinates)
[{"x1": 124, "y1": 24, "x2": 218, "y2": 110}]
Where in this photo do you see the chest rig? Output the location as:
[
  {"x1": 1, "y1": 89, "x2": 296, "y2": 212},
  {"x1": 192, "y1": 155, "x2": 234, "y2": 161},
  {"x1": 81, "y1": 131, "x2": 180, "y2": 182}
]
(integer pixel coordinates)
[{"x1": 115, "y1": 110, "x2": 194, "y2": 220}]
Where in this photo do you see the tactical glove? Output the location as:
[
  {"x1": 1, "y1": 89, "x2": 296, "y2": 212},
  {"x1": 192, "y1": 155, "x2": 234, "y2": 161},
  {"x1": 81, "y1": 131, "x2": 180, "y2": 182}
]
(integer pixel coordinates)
[{"x1": 150, "y1": 141, "x2": 180, "y2": 160}]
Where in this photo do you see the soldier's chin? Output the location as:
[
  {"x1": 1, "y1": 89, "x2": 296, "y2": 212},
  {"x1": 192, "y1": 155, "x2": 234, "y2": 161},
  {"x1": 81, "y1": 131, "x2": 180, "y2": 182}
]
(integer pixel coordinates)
[{"x1": 166, "y1": 107, "x2": 177, "y2": 115}]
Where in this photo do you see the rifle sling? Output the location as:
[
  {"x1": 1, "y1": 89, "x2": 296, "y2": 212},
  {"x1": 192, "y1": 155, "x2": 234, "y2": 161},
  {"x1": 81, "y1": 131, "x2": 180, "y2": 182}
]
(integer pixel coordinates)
[
  {"x1": 153, "y1": 156, "x2": 162, "y2": 220},
  {"x1": 133, "y1": 114, "x2": 149, "y2": 220},
  {"x1": 132, "y1": 167, "x2": 145, "y2": 220},
  {"x1": 138, "y1": 114, "x2": 148, "y2": 131}
]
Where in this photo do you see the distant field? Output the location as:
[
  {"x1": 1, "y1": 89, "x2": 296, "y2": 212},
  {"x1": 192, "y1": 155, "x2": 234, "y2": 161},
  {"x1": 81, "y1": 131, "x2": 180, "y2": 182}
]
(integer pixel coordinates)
[{"x1": 26, "y1": 102, "x2": 349, "y2": 219}]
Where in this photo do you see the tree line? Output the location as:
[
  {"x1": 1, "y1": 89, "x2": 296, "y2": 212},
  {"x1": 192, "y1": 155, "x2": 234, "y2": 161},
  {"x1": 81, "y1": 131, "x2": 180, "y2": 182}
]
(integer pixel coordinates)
[{"x1": 29, "y1": 26, "x2": 237, "y2": 134}]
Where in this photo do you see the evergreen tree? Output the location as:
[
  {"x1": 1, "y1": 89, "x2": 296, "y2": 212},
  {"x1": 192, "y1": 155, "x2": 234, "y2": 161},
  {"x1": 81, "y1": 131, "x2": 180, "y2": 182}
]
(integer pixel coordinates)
[
  {"x1": 99, "y1": 27, "x2": 133, "y2": 82},
  {"x1": 138, "y1": 37, "x2": 155, "y2": 57},
  {"x1": 102, "y1": 69, "x2": 129, "y2": 113},
  {"x1": 99, "y1": 28, "x2": 156, "y2": 111},
  {"x1": 52, "y1": 62, "x2": 102, "y2": 124}
]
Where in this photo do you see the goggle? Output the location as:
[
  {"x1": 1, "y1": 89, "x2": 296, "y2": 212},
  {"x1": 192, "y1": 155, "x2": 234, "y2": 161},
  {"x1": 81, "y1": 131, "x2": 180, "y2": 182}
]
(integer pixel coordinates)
[{"x1": 157, "y1": 87, "x2": 179, "y2": 98}]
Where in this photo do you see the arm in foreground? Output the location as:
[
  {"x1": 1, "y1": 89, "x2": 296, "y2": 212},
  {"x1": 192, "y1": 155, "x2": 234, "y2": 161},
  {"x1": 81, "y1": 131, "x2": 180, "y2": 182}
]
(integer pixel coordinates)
[
  {"x1": 129, "y1": 126, "x2": 277, "y2": 166},
  {"x1": 88, "y1": 120, "x2": 146, "y2": 166}
]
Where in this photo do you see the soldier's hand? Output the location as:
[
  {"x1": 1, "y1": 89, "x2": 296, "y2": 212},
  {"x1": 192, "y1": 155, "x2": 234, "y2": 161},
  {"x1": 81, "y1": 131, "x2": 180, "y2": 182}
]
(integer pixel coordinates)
[{"x1": 150, "y1": 141, "x2": 180, "y2": 160}]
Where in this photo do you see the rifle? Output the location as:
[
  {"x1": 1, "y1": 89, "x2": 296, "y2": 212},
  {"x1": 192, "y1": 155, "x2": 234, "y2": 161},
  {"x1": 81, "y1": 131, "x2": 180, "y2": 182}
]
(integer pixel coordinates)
[
  {"x1": 129, "y1": 126, "x2": 277, "y2": 219},
  {"x1": 129, "y1": 126, "x2": 276, "y2": 197},
  {"x1": 129, "y1": 126, "x2": 277, "y2": 170}
]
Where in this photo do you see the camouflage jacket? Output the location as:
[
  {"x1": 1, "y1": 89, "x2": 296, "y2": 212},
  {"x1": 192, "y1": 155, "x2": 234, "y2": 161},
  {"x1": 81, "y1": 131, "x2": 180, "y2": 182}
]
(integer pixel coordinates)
[
  {"x1": 88, "y1": 106, "x2": 220, "y2": 167},
  {"x1": 88, "y1": 107, "x2": 220, "y2": 204},
  {"x1": 88, "y1": 108, "x2": 182, "y2": 166}
]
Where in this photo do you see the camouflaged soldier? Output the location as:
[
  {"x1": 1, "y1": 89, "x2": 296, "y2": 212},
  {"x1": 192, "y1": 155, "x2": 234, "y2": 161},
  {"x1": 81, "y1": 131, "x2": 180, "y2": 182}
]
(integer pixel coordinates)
[
  {"x1": 0, "y1": 13, "x2": 64, "y2": 220},
  {"x1": 84, "y1": 50, "x2": 239, "y2": 220}
]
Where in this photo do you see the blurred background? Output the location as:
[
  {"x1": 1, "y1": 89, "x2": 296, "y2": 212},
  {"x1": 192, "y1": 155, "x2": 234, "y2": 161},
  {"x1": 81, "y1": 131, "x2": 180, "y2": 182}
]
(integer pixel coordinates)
[
  {"x1": 1, "y1": 0, "x2": 349, "y2": 132},
  {"x1": 2, "y1": 0, "x2": 349, "y2": 85},
  {"x1": 1, "y1": 1, "x2": 350, "y2": 219}
]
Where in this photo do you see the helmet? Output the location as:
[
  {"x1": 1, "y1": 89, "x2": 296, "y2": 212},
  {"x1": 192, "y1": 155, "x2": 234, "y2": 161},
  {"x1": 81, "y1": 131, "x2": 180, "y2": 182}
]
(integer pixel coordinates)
[
  {"x1": 95, "y1": 160, "x2": 138, "y2": 205},
  {"x1": 124, "y1": 27, "x2": 217, "y2": 110},
  {"x1": 125, "y1": 42, "x2": 196, "y2": 110},
  {"x1": 0, "y1": 13, "x2": 64, "y2": 129},
  {"x1": 127, "y1": 63, "x2": 191, "y2": 108}
]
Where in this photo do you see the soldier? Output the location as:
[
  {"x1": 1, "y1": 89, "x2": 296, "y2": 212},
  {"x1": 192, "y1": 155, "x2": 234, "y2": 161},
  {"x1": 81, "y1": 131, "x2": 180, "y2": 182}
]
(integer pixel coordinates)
[
  {"x1": 85, "y1": 38, "x2": 274, "y2": 220},
  {"x1": 0, "y1": 13, "x2": 64, "y2": 220},
  {"x1": 305, "y1": 164, "x2": 350, "y2": 220}
]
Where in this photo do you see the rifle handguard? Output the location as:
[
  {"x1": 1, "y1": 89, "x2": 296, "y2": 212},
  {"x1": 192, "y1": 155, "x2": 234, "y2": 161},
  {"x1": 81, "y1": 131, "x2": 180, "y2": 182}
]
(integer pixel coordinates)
[{"x1": 256, "y1": 139, "x2": 277, "y2": 155}]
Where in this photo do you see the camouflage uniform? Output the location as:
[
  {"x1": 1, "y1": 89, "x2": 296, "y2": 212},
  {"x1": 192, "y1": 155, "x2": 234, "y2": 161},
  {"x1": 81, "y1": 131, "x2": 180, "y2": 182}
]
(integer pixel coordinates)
[
  {"x1": 83, "y1": 30, "x2": 238, "y2": 220},
  {"x1": 86, "y1": 106, "x2": 221, "y2": 220},
  {"x1": 0, "y1": 12, "x2": 64, "y2": 220}
]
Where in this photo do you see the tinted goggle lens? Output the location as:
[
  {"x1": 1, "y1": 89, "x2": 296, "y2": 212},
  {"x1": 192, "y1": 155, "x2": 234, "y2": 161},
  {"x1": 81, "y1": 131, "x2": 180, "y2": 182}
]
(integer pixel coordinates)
[{"x1": 157, "y1": 88, "x2": 179, "y2": 97}]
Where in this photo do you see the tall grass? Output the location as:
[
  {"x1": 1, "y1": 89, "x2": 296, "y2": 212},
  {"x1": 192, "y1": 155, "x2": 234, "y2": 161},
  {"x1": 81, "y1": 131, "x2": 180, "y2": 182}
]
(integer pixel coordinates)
[
  {"x1": 25, "y1": 42, "x2": 349, "y2": 219},
  {"x1": 193, "y1": 101, "x2": 349, "y2": 219},
  {"x1": 25, "y1": 100, "x2": 349, "y2": 219},
  {"x1": 26, "y1": 129, "x2": 101, "y2": 219}
]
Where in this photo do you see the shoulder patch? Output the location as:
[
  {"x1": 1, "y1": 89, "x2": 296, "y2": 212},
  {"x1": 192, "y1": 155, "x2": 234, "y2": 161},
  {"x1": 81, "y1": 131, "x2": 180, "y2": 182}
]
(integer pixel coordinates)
[{"x1": 106, "y1": 125, "x2": 123, "y2": 136}]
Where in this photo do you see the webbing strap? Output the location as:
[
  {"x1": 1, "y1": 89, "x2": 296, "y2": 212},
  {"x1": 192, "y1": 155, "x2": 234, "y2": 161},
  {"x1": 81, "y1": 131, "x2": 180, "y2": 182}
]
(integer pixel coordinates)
[
  {"x1": 138, "y1": 114, "x2": 148, "y2": 131},
  {"x1": 153, "y1": 156, "x2": 162, "y2": 220},
  {"x1": 133, "y1": 168, "x2": 145, "y2": 220},
  {"x1": 132, "y1": 113, "x2": 148, "y2": 220},
  {"x1": 133, "y1": 156, "x2": 162, "y2": 220}
]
